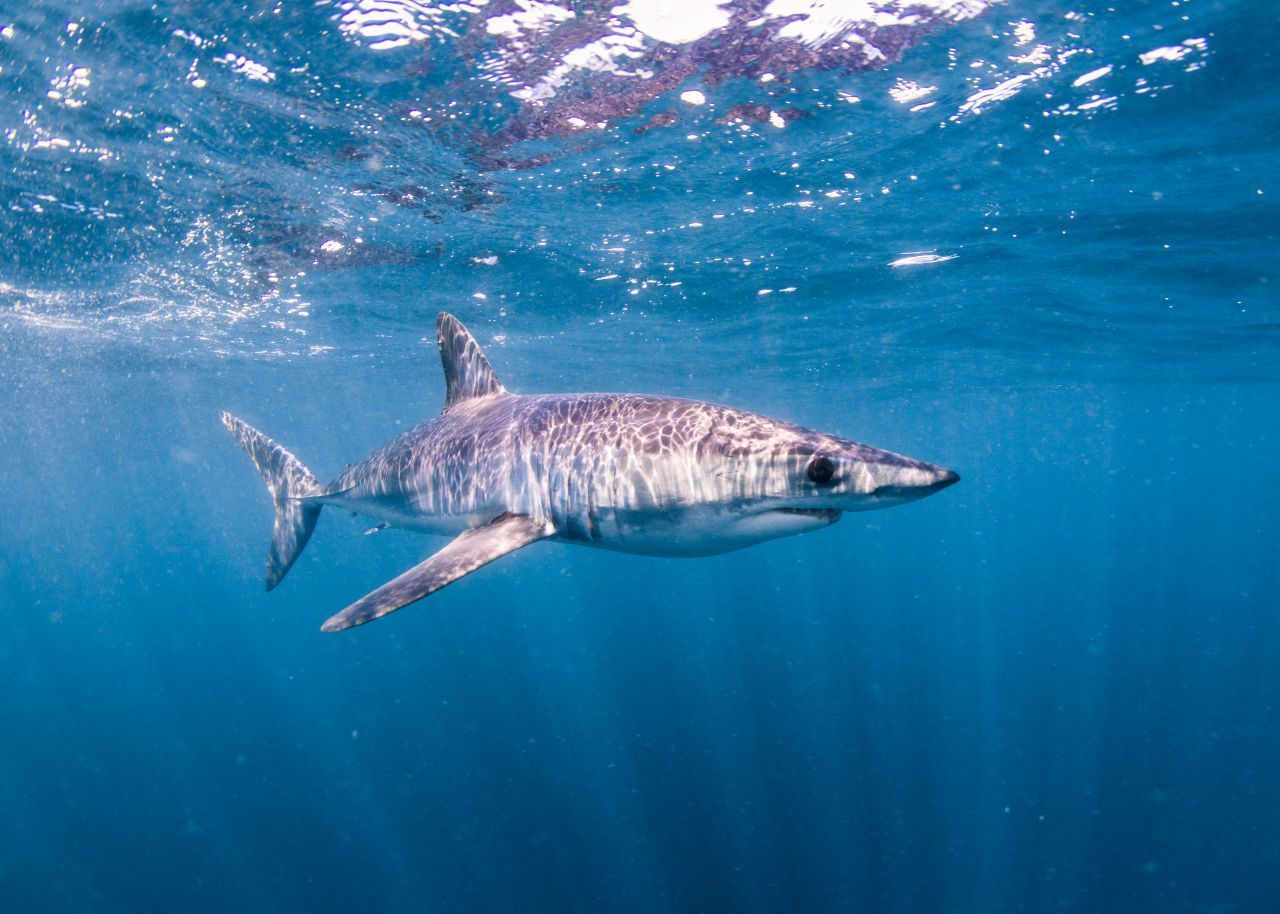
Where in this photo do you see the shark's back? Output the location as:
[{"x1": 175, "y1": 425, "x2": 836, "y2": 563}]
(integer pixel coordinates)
[{"x1": 324, "y1": 390, "x2": 784, "y2": 537}]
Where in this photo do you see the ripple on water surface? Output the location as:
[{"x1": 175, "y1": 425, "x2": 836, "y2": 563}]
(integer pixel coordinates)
[{"x1": 0, "y1": 0, "x2": 1271, "y2": 383}]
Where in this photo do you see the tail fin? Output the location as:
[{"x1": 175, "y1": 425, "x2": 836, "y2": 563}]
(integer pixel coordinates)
[{"x1": 220, "y1": 411, "x2": 322, "y2": 590}]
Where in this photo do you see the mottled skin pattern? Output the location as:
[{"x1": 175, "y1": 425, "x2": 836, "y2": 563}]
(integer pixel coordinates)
[
  {"x1": 320, "y1": 391, "x2": 949, "y2": 557},
  {"x1": 223, "y1": 312, "x2": 957, "y2": 630}
]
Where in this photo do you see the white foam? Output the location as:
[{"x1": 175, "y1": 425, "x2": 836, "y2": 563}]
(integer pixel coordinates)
[
  {"x1": 1072, "y1": 65, "x2": 1112, "y2": 87},
  {"x1": 889, "y1": 252, "x2": 957, "y2": 267},
  {"x1": 613, "y1": 0, "x2": 731, "y2": 45}
]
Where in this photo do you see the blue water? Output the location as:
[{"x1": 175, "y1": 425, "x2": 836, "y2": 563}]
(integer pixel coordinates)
[{"x1": 2, "y1": 1, "x2": 1278, "y2": 911}]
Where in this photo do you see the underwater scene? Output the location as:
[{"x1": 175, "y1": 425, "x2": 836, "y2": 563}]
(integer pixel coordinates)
[{"x1": 1, "y1": 0, "x2": 1277, "y2": 911}]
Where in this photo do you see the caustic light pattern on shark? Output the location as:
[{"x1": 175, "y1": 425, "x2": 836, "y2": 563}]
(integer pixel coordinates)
[{"x1": 222, "y1": 313, "x2": 959, "y2": 632}]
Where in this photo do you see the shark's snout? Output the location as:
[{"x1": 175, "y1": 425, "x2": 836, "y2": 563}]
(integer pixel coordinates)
[
  {"x1": 866, "y1": 463, "x2": 959, "y2": 504},
  {"x1": 932, "y1": 468, "x2": 961, "y2": 491}
]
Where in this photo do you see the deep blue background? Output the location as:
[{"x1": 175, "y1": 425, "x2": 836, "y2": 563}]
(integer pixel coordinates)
[{"x1": 2, "y1": 1, "x2": 1278, "y2": 912}]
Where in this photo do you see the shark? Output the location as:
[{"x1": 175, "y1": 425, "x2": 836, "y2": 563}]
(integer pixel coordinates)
[{"x1": 221, "y1": 312, "x2": 959, "y2": 632}]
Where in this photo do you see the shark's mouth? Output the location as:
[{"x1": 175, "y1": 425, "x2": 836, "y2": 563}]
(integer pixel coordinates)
[{"x1": 775, "y1": 507, "x2": 843, "y2": 523}]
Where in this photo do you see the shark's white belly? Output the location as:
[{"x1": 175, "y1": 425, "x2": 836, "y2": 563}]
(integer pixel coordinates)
[
  {"x1": 564, "y1": 504, "x2": 840, "y2": 557},
  {"x1": 334, "y1": 473, "x2": 843, "y2": 557}
]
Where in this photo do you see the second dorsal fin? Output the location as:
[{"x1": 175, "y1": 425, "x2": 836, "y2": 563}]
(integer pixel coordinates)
[{"x1": 437, "y1": 312, "x2": 506, "y2": 411}]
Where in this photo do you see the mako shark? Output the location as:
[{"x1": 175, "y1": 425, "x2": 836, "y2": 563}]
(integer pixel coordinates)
[{"x1": 222, "y1": 313, "x2": 958, "y2": 632}]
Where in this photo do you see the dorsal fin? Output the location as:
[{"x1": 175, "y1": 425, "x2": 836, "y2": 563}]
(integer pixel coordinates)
[{"x1": 437, "y1": 312, "x2": 506, "y2": 410}]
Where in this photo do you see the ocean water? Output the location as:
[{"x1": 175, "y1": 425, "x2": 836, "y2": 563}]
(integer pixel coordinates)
[{"x1": 1, "y1": 1, "x2": 1277, "y2": 911}]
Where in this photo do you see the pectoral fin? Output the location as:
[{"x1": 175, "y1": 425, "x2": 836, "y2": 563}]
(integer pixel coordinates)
[{"x1": 320, "y1": 513, "x2": 554, "y2": 632}]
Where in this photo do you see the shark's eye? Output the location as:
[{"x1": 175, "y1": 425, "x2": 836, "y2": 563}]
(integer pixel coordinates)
[{"x1": 807, "y1": 456, "x2": 836, "y2": 485}]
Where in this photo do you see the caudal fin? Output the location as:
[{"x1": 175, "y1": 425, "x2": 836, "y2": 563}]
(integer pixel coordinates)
[{"x1": 220, "y1": 411, "x2": 322, "y2": 590}]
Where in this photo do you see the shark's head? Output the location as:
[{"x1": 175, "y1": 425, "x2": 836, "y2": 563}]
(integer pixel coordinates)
[
  {"x1": 669, "y1": 407, "x2": 959, "y2": 549},
  {"x1": 758, "y1": 428, "x2": 959, "y2": 513}
]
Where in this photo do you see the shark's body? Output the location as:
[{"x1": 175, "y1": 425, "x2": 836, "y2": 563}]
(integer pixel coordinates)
[{"x1": 223, "y1": 313, "x2": 958, "y2": 632}]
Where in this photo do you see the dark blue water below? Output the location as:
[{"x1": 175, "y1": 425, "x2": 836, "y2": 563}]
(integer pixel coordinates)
[{"x1": 2, "y1": 1, "x2": 1278, "y2": 911}]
